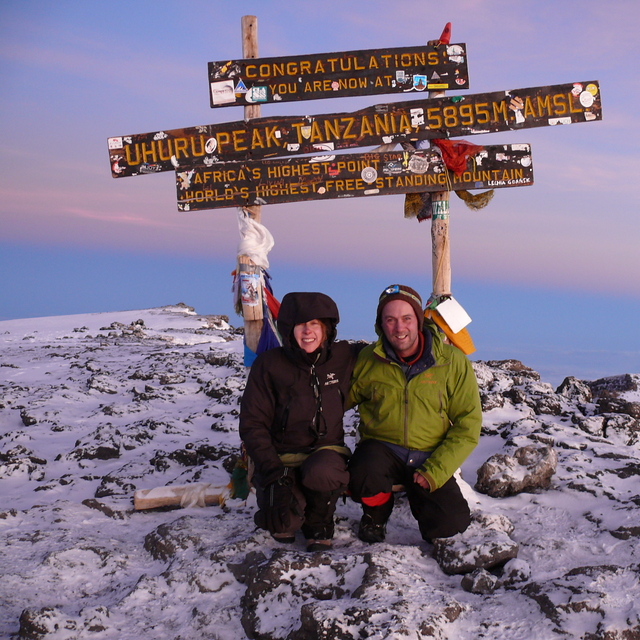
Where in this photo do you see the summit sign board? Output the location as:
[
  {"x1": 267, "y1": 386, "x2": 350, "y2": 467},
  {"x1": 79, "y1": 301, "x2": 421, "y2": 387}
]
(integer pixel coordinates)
[
  {"x1": 175, "y1": 144, "x2": 534, "y2": 210},
  {"x1": 208, "y1": 43, "x2": 469, "y2": 107},
  {"x1": 109, "y1": 81, "x2": 600, "y2": 179}
]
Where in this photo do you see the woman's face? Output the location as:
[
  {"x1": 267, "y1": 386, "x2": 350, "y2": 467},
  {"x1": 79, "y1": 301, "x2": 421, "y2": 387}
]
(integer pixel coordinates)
[{"x1": 293, "y1": 319, "x2": 326, "y2": 353}]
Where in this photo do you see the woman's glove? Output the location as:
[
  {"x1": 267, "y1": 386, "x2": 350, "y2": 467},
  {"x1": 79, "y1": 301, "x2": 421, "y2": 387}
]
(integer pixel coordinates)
[{"x1": 255, "y1": 473, "x2": 295, "y2": 534}]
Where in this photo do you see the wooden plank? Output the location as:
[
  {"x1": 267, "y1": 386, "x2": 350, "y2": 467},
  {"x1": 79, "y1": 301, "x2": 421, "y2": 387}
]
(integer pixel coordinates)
[
  {"x1": 175, "y1": 144, "x2": 534, "y2": 211},
  {"x1": 108, "y1": 81, "x2": 600, "y2": 178},
  {"x1": 133, "y1": 484, "x2": 230, "y2": 510},
  {"x1": 207, "y1": 44, "x2": 469, "y2": 107}
]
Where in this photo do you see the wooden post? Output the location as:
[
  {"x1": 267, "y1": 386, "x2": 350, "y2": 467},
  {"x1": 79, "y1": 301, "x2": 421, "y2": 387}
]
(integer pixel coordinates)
[
  {"x1": 239, "y1": 15, "x2": 263, "y2": 355},
  {"x1": 429, "y1": 85, "x2": 452, "y2": 297},
  {"x1": 431, "y1": 191, "x2": 451, "y2": 296}
]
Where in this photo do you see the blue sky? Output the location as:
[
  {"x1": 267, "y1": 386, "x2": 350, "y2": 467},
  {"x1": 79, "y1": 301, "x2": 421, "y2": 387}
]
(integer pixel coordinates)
[{"x1": 1, "y1": 0, "x2": 639, "y2": 386}]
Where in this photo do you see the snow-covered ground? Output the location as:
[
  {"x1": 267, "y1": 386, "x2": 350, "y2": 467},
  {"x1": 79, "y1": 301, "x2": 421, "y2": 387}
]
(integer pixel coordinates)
[{"x1": 1, "y1": 305, "x2": 638, "y2": 639}]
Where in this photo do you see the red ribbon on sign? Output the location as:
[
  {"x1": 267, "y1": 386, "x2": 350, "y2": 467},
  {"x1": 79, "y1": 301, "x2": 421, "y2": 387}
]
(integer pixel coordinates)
[{"x1": 432, "y1": 139, "x2": 484, "y2": 175}]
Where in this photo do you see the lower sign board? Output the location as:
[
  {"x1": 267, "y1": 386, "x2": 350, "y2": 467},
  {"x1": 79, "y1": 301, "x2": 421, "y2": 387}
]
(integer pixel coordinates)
[
  {"x1": 109, "y1": 81, "x2": 599, "y2": 179},
  {"x1": 175, "y1": 144, "x2": 533, "y2": 211}
]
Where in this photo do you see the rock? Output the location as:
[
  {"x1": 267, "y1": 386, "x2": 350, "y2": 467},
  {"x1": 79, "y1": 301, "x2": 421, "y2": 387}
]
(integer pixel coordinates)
[
  {"x1": 159, "y1": 372, "x2": 186, "y2": 385},
  {"x1": 87, "y1": 374, "x2": 119, "y2": 394},
  {"x1": 239, "y1": 549, "x2": 466, "y2": 640},
  {"x1": 461, "y1": 568, "x2": 499, "y2": 594},
  {"x1": 18, "y1": 607, "x2": 77, "y2": 640},
  {"x1": 480, "y1": 392, "x2": 505, "y2": 411},
  {"x1": 601, "y1": 413, "x2": 640, "y2": 447},
  {"x1": 20, "y1": 409, "x2": 38, "y2": 426},
  {"x1": 500, "y1": 558, "x2": 531, "y2": 585},
  {"x1": 522, "y1": 564, "x2": 640, "y2": 637},
  {"x1": 0, "y1": 445, "x2": 47, "y2": 481},
  {"x1": 432, "y1": 512, "x2": 518, "y2": 575},
  {"x1": 475, "y1": 444, "x2": 558, "y2": 497},
  {"x1": 596, "y1": 397, "x2": 640, "y2": 419},
  {"x1": 486, "y1": 359, "x2": 540, "y2": 381},
  {"x1": 18, "y1": 606, "x2": 111, "y2": 640},
  {"x1": 556, "y1": 376, "x2": 593, "y2": 403},
  {"x1": 589, "y1": 373, "x2": 638, "y2": 397}
]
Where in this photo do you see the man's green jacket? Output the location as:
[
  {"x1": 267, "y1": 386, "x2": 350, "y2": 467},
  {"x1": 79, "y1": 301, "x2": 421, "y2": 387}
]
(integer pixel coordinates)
[{"x1": 349, "y1": 324, "x2": 482, "y2": 491}]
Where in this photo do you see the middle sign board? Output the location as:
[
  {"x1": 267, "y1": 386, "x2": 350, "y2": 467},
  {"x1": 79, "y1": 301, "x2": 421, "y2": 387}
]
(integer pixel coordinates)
[{"x1": 108, "y1": 81, "x2": 600, "y2": 179}]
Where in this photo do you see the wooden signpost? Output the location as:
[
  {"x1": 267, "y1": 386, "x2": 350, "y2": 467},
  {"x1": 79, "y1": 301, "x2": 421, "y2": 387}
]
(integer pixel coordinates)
[
  {"x1": 107, "y1": 16, "x2": 602, "y2": 363},
  {"x1": 208, "y1": 43, "x2": 469, "y2": 107},
  {"x1": 175, "y1": 145, "x2": 533, "y2": 210},
  {"x1": 108, "y1": 81, "x2": 601, "y2": 179}
]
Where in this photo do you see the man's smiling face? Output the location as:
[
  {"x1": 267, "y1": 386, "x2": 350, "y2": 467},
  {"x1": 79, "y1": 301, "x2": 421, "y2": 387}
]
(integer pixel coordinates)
[{"x1": 381, "y1": 300, "x2": 420, "y2": 358}]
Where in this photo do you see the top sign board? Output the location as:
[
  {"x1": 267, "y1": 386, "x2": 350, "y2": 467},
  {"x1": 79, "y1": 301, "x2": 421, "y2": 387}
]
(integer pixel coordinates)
[{"x1": 208, "y1": 44, "x2": 469, "y2": 107}]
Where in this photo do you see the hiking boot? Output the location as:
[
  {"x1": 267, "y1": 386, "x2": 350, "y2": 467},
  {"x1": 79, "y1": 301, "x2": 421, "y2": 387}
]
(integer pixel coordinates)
[
  {"x1": 358, "y1": 514, "x2": 386, "y2": 543},
  {"x1": 306, "y1": 539, "x2": 332, "y2": 552},
  {"x1": 272, "y1": 533, "x2": 296, "y2": 544}
]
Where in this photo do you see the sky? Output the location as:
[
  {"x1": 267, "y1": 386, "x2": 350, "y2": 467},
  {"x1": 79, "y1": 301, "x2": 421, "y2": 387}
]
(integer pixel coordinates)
[{"x1": 1, "y1": 0, "x2": 639, "y2": 386}]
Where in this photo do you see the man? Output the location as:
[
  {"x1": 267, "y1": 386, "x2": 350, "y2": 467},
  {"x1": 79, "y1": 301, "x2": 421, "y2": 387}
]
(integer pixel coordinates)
[{"x1": 348, "y1": 284, "x2": 482, "y2": 543}]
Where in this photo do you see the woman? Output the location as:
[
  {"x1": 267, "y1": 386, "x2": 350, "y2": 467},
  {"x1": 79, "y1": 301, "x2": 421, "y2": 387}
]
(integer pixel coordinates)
[{"x1": 239, "y1": 291, "x2": 359, "y2": 552}]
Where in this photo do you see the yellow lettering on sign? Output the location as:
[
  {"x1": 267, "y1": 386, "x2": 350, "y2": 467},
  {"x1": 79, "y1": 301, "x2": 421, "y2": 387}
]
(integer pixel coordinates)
[
  {"x1": 569, "y1": 92, "x2": 583, "y2": 113},
  {"x1": 368, "y1": 55, "x2": 379, "y2": 69},
  {"x1": 493, "y1": 100, "x2": 508, "y2": 122},
  {"x1": 374, "y1": 113, "x2": 391, "y2": 135},
  {"x1": 341, "y1": 117, "x2": 357, "y2": 139},
  {"x1": 442, "y1": 106, "x2": 458, "y2": 129},
  {"x1": 310, "y1": 121, "x2": 323, "y2": 143},
  {"x1": 141, "y1": 142, "x2": 157, "y2": 163},
  {"x1": 265, "y1": 126, "x2": 280, "y2": 148},
  {"x1": 536, "y1": 95, "x2": 552, "y2": 116},
  {"x1": 157, "y1": 139, "x2": 173, "y2": 161},
  {"x1": 360, "y1": 116, "x2": 373, "y2": 137},
  {"x1": 174, "y1": 138, "x2": 189, "y2": 159},
  {"x1": 314, "y1": 61, "x2": 326, "y2": 74},
  {"x1": 553, "y1": 93, "x2": 567, "y2": 115},
  {"x1": 300, "y1": 60, "x2": 311, "y2": 74},
  {"x1": 523, "y1": 97, "x2": 536, "y2": 119},
  {"x1": 191, "y1": 135, "x2": 206, "y2": 157},
  {"x1": 475, "y1": 102, "x2": 490, "y2": 124},
  {"x1": 398, "y1": 113, "x2": 412, "y2": 133},
  {"x1": 413, "y1": 52, "x2": 426, "y2": 66},
  {"x1": 233, "y1": 130, "x2": 248, "y2": 152},
  {"x1": 374, "y1": 77, "x2": 384, "y2": 87},
  {"x1": 324, "y1": 118, "x2": 341, "y2": 141},
  {"x1": 427, "y1": 51, "x2": 439, "y2": 65},
  {"x1": 251, "y1": 128, "x2": 265, "y2": 149}
]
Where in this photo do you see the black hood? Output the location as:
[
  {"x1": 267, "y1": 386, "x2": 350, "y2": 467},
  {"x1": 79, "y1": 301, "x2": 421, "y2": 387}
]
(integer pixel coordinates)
[{"x1": 277, "y1": 292, "x2": 340, "y2": 354}]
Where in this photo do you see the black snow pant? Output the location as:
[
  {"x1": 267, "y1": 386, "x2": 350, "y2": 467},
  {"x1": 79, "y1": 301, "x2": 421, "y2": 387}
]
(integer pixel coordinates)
[
  {"x1": 254, "y1": 448, "x2": 348, "y2": 540},
  {"x1": 348, "y1": 439, "x2": 471, "y2": 540}
]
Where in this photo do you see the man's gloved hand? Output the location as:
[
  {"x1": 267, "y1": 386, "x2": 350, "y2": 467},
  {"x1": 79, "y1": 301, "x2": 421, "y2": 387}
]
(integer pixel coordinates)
[{"x1": 255, "y1": 473, "x2": 295, "y2": 534}]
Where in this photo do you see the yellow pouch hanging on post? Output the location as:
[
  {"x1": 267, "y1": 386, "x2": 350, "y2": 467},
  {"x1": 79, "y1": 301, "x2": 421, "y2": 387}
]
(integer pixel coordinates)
[{"x1": 424, "y1": 308, "x2": 476, "y2": 355}]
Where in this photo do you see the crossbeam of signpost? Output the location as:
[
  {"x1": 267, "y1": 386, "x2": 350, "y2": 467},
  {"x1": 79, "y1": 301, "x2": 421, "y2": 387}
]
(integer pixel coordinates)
[
  {"x1": 208, "y1": 43, "x2": 469, "y2": 107},
  {"x1": 108, "y1": 81, "x2": 601, "y2": 179},
  {"x1": 174, "y1": 145, "x2": 534, "y2": 211}
]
